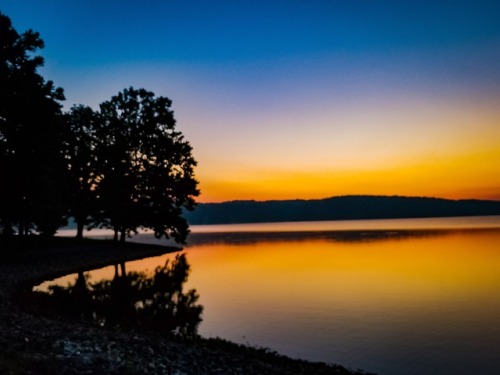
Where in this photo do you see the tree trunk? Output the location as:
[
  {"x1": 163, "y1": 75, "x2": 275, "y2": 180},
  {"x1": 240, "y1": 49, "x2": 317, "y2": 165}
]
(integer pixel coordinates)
[
  {"x1": 113, "y1": 227, "x2": 118, "y2": 242},
  {"x1": 18, "y1": 222, "x2": 27, "y2": 237},
  {"x1": 119, "y1": 229, "x2": 126, "y2": 243},
  {"x1": 120, "y1": 262, "x2": 126, "y2": 276},
  {"x1": 76, "y1": 221, "x2": 84, "y2": 239}
]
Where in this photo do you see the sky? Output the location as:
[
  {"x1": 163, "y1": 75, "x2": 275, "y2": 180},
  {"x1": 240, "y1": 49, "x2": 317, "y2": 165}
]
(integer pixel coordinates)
[{"x1": 3, "y1": 1, "x2": 500, "y2": 202}]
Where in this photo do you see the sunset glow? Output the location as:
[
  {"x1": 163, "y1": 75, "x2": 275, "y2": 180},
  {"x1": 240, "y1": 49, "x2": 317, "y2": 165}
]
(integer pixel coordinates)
[
  {"x1": 5, "y1": 1, "x2": 500, "y2": 202},
  {"x1": 199, "y1": 146, "x2": 500, "y2": 202}
]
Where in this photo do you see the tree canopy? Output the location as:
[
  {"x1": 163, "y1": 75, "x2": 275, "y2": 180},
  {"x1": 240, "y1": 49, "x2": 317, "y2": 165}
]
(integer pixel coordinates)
[
  {"x1": 93, "y1": 88, "x2": 200, "y2": 243},
  {"x1": 0, "y1": 12, "x2": 199, "y2": 243},
  {"x1": 0, "y1": 12, "x2": 66, "y2": 237},
  {"x1": 63, "y1": 105, "x2": 101, "y2": 239}
]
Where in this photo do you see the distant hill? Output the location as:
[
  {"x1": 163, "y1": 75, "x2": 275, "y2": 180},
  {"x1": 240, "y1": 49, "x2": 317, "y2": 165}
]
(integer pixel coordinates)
[{"x1": 184, "y1": 195, "x2": 500, "y2": 225}]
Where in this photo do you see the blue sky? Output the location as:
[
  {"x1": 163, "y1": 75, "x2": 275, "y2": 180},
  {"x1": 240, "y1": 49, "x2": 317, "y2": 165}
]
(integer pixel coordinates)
[{"x1": 3, "y1": 1, "x2": 500, "y2": 201}]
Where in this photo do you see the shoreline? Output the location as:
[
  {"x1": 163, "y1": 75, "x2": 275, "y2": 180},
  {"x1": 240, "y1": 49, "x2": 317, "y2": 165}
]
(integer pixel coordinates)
[{"x1": 0, "y1": 237, "x2": 373, "y2": 375}]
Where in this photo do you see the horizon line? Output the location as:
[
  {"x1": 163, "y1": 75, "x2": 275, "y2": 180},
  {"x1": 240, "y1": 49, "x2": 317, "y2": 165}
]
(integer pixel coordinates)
[{"x1": 197, "y1": 194, "x2": 500, "y2": 205}]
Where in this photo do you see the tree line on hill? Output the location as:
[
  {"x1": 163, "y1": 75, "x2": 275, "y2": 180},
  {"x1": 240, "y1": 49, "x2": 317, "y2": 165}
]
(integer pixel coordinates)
[
  {"x1": 184, "y1": 195, "x2": 500, "y2": 225},
  {"x1": 0, "y1": 12, "x2": 199, "y2": 242}
]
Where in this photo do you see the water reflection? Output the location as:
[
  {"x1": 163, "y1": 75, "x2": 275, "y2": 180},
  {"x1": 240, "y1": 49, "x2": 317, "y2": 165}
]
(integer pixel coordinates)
[
  {"x1": 183, "y1": 227, "x2": 500, "y2": 375},
  {"x1": 185, "y1": 227, "x2": 495, "y2": 246},
  {"x1": 27, "y1": 220, "x2": 500, "y2": 375},
  {"x1": 30, "y1": 254, "x2": 203, "y2": 337}
]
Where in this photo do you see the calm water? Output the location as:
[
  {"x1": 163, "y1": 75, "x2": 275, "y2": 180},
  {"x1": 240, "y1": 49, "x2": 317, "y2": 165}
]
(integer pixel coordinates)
[{"x1": 47, "y1": 216, "x2": 500, "y2": 375}]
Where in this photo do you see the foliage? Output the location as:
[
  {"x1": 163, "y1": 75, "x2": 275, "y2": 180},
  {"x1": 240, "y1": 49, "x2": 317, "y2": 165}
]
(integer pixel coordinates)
[
  {"x1": 95, "y1": 87, "x2": 199, "y2": 243},
  {"x1": 0, "y1": 12, "x2": 199, "y2": 242},
  {"x1": 33, "y1": 253, "x2": 203, "y2": 337},
  {"x1": 0, "y1": 12, "x2": 66, "y2": 237},
  {"x1": 63, "y1": 105, "x2": 101, "y2": 238}
]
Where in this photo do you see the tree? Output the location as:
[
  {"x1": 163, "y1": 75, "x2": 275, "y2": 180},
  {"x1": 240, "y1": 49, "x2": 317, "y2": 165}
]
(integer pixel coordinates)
[
  {"x1": 0, "y1": 12, "x2": 66, "y2": 237},
  {"x1": 33, "y1": 254, "x2": 203, "y2": 336},
  {"x1": 63, "y1": 105, "x2": 101, "y2": 239},
  {"x1": 96, "y1": 87, "x2": 199, "y2": 243}
]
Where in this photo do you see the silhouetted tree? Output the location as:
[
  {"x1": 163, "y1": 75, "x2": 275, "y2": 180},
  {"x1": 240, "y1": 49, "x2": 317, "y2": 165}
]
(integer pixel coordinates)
[
  {"x1": 34, "y1": 253, "x2": 203, "y2": 336},
  {"x1": 96, "y1": 87, "x2": 199, "y2": 243},
  {"x1": 63, "y1": 105, "x2": 101, "y2": 239},
  {"x1": 0, "y1": 12, "x2": 66, "y2": 237}
]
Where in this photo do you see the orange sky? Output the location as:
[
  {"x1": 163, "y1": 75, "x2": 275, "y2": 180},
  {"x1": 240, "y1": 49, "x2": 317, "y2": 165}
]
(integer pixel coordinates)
[
  {"x1": 6, "y1": 2, "x2": 500, "y2": 203},
  {"x1": 193, "y1": 98, "x2": 500, "y2": 202}
]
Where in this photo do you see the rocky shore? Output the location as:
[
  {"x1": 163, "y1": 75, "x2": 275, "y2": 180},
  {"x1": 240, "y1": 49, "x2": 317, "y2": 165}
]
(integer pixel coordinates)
[{"x1": 0, "y1": 237, "x2": 374, "y2": 375}]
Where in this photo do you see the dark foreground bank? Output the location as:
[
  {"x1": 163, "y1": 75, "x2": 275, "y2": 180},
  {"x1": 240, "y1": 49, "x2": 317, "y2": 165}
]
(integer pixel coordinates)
[{"x1": 0, "y1": 237, "x2": 374, "y2": 375}]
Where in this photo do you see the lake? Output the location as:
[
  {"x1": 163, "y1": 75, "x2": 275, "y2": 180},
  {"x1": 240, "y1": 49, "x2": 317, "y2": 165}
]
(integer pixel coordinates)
[{"x1": 46, "y1": 216, "x2": 500, "y2": 375}]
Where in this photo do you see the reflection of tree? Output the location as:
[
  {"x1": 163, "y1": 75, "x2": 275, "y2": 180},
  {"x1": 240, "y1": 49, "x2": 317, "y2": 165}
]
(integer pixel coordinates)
[{"x1": 39, "y1": 254, "x2": 203, "y2": 337}]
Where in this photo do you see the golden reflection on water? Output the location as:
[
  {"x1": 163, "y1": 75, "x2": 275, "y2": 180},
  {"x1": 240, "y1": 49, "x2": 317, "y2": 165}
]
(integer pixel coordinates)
[
  {"x1": 181, "y1": 229, "x2": 500, "y2": 375},
  {"x1": 49, "y1": 229, "x2": 500, "y2": 304},
  {"x1": 186, "y1": 229, "x2": 500, "y2": 306},
  {"x1": 37, "y1": 227, "x2": 500, "y2": 375}
]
